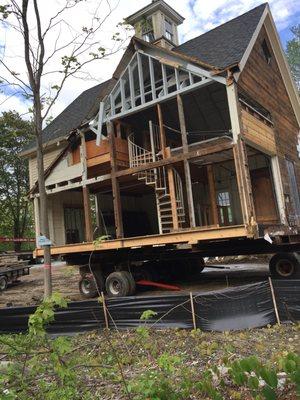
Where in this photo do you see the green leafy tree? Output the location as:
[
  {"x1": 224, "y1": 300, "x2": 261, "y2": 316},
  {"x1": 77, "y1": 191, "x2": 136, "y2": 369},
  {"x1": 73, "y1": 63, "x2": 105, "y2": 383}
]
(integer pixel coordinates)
[
  {"x1": 0, "y1": 111, "x2": 34, "y2": 251},
  {"x1": 286, "y1": 24, "x2": 300, "y2": 91}
]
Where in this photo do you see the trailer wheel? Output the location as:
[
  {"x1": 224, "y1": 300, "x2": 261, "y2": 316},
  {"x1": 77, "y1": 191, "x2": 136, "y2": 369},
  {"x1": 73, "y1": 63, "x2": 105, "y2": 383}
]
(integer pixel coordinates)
[
  {"x1": 185, "y1": 257, "x2": 205, "y2": 277},
  {"x1": 105, "y1": 271, "x2": 131, "y2": 297},
  {"x1": 79, "y1": 274, "x2": 98, "y2": 298},
  {"x1": 122, "y1": 271, "x2": 136, "y2": 295},
  {"x1": 269, "y1": 253, "x2": 300, "y2": 279},
  {"x1": 0, "y1": 276, "x2": 8, "y2": 292}
]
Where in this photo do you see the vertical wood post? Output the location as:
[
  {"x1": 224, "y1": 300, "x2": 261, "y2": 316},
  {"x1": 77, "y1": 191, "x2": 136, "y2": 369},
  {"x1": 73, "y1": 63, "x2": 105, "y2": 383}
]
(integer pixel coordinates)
[
  {"x1": 177, "y1": 94, "x2": 196, "y2": 228},
  {"x1": 107, "y1": 121, "x2": 124, "y2": 238},
  {"x1": 157, "y1": 104, "x2": 178, "y2": 231},
  {"x1": 226, "y1": 82, "x2": 256, "y2": 228},
  {"x1": 207, "y1": 164, "x2": 219, "y2": 225},
  {"x1": 83, "y1": 185, "x2": 93, "y2": 242},
  {"x1": 166, "y1": 148, "x2": 179, "y2": 230}
]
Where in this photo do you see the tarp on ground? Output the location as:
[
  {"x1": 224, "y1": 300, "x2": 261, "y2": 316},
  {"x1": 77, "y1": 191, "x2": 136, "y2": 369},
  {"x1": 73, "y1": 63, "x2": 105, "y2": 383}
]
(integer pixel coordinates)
[{"x1": 0, "y1": 280, "x2": 299, "y2": 335}]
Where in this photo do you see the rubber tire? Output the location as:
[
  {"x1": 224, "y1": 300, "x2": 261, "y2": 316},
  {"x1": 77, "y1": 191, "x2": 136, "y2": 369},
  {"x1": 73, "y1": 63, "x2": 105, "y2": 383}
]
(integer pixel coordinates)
[
  {"x1": 0, "y1": 276, "x2": 8, "y2": 292},
  {"x1": 183, "y1": 257, "x2": 205, "y2": 278},
  {"x1": 105, "y1": 271, "x2": 131, "y2": 298},
  {"x1": 91, "y1": 266, "x2": 105, "y2": 293},
  {"x1": 122, "y1": 271, "x2": 136, "y2": 295},
  {"x1": 79, "y1": 274, "x2": 98, "y2": 298},
  {"x1": 269, "y1": 252, "x2": 300, "y2": 279}
]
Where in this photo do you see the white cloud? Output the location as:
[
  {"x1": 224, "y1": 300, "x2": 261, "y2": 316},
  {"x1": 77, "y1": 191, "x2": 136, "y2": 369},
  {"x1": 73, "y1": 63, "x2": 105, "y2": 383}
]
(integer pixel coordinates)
[{"x1": 0, "y1": 0, "x2": 297, "y2": 121}]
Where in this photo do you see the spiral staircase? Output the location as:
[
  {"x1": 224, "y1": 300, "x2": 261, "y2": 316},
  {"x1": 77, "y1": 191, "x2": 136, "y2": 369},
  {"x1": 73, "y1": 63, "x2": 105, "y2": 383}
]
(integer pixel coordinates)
[{"x1": 128, "y1": 123, "x2": 186, "y2": 234}]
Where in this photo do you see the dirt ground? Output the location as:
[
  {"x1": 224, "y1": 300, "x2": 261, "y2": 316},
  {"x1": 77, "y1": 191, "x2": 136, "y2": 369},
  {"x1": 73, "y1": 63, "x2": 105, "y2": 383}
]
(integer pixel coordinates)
[{"x1": 0, "y1": 259, "x2": 270, "y2": 308}]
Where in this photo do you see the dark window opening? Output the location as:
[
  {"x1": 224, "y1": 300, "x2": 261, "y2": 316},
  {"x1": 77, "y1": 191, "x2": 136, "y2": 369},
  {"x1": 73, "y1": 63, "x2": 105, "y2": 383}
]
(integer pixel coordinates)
[
  {"x1": 141, "y1": 17, "x2": 154, "y2": 42},
  {"x1": 262, "y1": 39, "x2": 272, "y2": 64},
  {"x1": 165, "y1": 18, "x2": 173, "y2": 41}
]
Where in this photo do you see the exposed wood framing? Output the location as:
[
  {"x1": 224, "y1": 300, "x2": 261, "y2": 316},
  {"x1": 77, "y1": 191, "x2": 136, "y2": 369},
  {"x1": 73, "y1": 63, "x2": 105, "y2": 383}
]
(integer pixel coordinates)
[
  {"x1": 227, "y1": 81, "x2": 256, "y2": 228},
  {"x1": 271, "y1": 156, "x2": 287, "y2": 224},
  {"x1": 82, "y1": 185, "x2": 93, "y2": 242},
  {"x1": 108, "y1": 121, "x2": 124, "y2": 238},
  {"x1": 166, "y1": 148, "x2": 179, "y2": 230},
  {"x1": 35, "y1": 225, "x2": 251, "y2": 257},
  {"x1": 158, "y1": 104, "x2": 178, "y2": 230},
  {"x1": 177, "y1": 94, "x2": 196, "y2": 228},
  {"x1": 43, "y1": 140, "x2": 234, "y2": 196},
  {"x1": 80, "y1": 130, "x2": 87, "y2": 180},
  {"x1": 207, "y1": 164, "x2": 219, "y2": 225}
]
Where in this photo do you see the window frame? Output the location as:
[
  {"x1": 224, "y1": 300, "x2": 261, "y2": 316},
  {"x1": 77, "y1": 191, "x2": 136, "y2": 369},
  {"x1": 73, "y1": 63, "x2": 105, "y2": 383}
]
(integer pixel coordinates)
[{"x1": 164, "y1": 17, "x2": 174, "y2": 42}]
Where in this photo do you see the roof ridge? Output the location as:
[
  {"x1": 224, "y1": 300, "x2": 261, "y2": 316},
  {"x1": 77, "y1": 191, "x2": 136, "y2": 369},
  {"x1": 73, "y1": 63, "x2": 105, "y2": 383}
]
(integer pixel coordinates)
[{"x1": 177, "y1": 2, "x2": 268, "y2": 49}]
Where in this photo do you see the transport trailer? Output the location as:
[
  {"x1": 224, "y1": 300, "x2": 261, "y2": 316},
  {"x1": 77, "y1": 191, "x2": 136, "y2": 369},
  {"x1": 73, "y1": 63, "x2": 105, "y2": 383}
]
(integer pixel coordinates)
[
  {"x1": 34, "y1": 225, "x2": 300, "y2": 298},
  {"x1": 0, "y1": 263, "x2": 30, "y2": 292}
]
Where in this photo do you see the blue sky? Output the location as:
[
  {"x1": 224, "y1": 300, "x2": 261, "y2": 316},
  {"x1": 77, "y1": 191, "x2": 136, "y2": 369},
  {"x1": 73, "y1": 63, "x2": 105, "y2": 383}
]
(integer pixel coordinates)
[{"x1": 0, "y1": 0, "x2": 299, "y2": 118}]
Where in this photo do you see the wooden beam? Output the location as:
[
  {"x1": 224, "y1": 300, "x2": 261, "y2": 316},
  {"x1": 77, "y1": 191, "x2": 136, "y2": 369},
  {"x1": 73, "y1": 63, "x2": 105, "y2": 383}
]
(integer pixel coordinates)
[
  {"x1": 177, "y1": 94, "x2": 196, "y2": 228},
  {"x1": 35, "y1": 225, "x2": 251, "y2": 257},
  {"x1": 107, "y1": 121, "x2": 124, "y2": 238},
  {"x1": 207, "y1": 164, "x2": 219, "y2": 225},
  {"x1": 157, "y1": 103, "x2": 167, "y2": 158},
  {"x1": 82, "y1": 185, "x2": 93, "y2": 242},
  {"x1": 137, "y1": 52, "x2": 145, "y2": 104},
  {"x1": 149, "y1": 56, "x2": 156, "y2": 100}
]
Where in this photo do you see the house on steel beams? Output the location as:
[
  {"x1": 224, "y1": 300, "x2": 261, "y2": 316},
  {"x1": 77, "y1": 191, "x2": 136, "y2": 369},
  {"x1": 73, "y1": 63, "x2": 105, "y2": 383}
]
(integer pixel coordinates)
[{"x1": 22, "y1": 1, "x2": 300, "y2": 296}]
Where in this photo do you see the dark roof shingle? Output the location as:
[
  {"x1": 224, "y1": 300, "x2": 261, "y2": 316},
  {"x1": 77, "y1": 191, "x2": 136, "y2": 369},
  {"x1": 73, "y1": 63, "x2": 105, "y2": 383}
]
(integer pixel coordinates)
[
  {"x1": 175, "y1": 3, "x2": 267, "y2": 69},
  {"x1": 24, "y1": 79, "x2": 111, "y2": 153}
]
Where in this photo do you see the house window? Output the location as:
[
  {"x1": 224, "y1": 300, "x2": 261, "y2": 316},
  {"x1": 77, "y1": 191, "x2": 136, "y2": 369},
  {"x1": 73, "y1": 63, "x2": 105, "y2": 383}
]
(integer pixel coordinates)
[
  {"x1": 261, "y1": 39, "x2": 272, "y2": 64},
  {"x1": 141, "y1": 17, "x2": 154, "y2": 42},
  {"x1": 165, "y1": 18, "x2": 173, "y2": 41},
  {"x1": 217, "y1": 191, "x2": 233, "y2": 225}
]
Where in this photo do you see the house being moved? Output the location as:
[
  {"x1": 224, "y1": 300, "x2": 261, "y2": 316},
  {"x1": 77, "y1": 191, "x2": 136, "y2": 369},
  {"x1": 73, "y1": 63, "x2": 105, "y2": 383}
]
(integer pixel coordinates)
[{"x1": 22, "y1": 1, "x2": 300, "y2": 297}]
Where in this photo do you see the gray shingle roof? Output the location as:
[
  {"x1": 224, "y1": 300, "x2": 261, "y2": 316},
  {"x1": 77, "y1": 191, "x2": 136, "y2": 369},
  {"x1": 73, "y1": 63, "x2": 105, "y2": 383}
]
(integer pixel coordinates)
[
  {"x1": 24, "y1": 79, "x2": 111, "y2": 153},
  {"x1": 175, "y1": 3, "x2": 267, "y2": 69}
]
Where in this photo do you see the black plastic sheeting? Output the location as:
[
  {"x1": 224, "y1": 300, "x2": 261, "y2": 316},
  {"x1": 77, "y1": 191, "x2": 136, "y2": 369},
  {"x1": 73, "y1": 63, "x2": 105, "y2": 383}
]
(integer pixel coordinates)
[{"x1": 0, "y1": 280, "x2": 299, "y2": 335}]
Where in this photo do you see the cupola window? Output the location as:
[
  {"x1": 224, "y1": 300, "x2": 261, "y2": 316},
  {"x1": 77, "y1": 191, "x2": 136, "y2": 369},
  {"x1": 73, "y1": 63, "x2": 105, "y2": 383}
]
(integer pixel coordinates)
[
  {"x1": 165, "y1": 18, "x2": 173, "y2": 41},
  {"x1": 141, "y1": 17, "x2": 154, "y2": 42}
]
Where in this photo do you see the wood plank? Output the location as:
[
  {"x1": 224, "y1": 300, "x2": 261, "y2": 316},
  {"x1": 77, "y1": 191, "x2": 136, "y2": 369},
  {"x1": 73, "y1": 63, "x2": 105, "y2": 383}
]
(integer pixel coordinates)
[
  {"x1": 207, "y1": 164, "x2": 219, "y2": 225},
  {"x1": 35, "y1": 225, "x2": 251, "y2": 256}
]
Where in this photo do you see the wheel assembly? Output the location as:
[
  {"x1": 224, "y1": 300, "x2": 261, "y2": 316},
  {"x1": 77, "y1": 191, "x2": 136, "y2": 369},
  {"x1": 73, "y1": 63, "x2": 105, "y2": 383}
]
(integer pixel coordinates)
[
  {"x1": 79, "y1": 274, "x2": 98, "y2": 298},
  {"x1": 269, "y1": 252, "x2": 300, "y2": 279},
  {"x1": 105, "y1": 271, "x2": 134, "y2": 297},
  {"x1": 0, "y1": 276, "x2": 8, "y2": 292}
]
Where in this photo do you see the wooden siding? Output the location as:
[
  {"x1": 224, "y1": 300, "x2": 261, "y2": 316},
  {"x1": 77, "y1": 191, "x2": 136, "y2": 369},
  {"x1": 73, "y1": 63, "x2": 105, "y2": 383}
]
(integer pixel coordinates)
[
  {"x1": 241, "y1": 109, "x2": 276, "y2": 154},
  {"x1": 86, "y1": 137, "x2": 129, "y2": 168},
  {"x1": 48, "y1": 191, "x2": 84, "y2": 246},
  {"x1": 29, "y1": 147, "x2": 62, "y2": 189},
  {"x1": 238, "y1": 26, "x2": 300, "y2": 221}
]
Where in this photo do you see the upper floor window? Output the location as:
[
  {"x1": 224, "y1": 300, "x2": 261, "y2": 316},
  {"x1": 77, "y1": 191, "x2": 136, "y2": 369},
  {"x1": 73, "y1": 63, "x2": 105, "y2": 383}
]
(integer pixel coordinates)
[
  {"x1": 165, "y1": 18, "x2": 173, "y2": 41},
  {"x1": 141, "y1": 17, "x2": 154, "y2": 42},
  {"x1": 261, "y1": 39, "x2": 272, "y2": 64}
]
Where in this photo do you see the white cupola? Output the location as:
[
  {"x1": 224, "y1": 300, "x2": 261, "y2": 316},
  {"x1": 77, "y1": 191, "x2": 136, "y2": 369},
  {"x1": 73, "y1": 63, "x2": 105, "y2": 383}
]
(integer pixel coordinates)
[{"x1": 125, "y1": 0, "x2": 184, "y2": 49}]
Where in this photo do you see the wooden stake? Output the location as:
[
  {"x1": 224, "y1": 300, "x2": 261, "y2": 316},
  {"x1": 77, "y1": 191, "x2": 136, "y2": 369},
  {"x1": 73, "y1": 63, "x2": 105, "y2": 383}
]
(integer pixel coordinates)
[
  {"x1": 268, "y1": 277, "x2": 281, "y2": 325},
  {"x1": 101, "y1": 291, "x2": 109, "y2": 330},
  {"x1": 190, "y1": 292, "x2": 197, "y2": 330}
]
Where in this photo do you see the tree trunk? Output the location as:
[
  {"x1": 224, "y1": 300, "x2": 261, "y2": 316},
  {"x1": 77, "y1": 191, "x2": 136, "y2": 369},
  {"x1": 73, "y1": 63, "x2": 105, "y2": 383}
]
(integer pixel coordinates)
[{"x1": 34, "y1": 97, "x2": 52, "y2": 298}]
